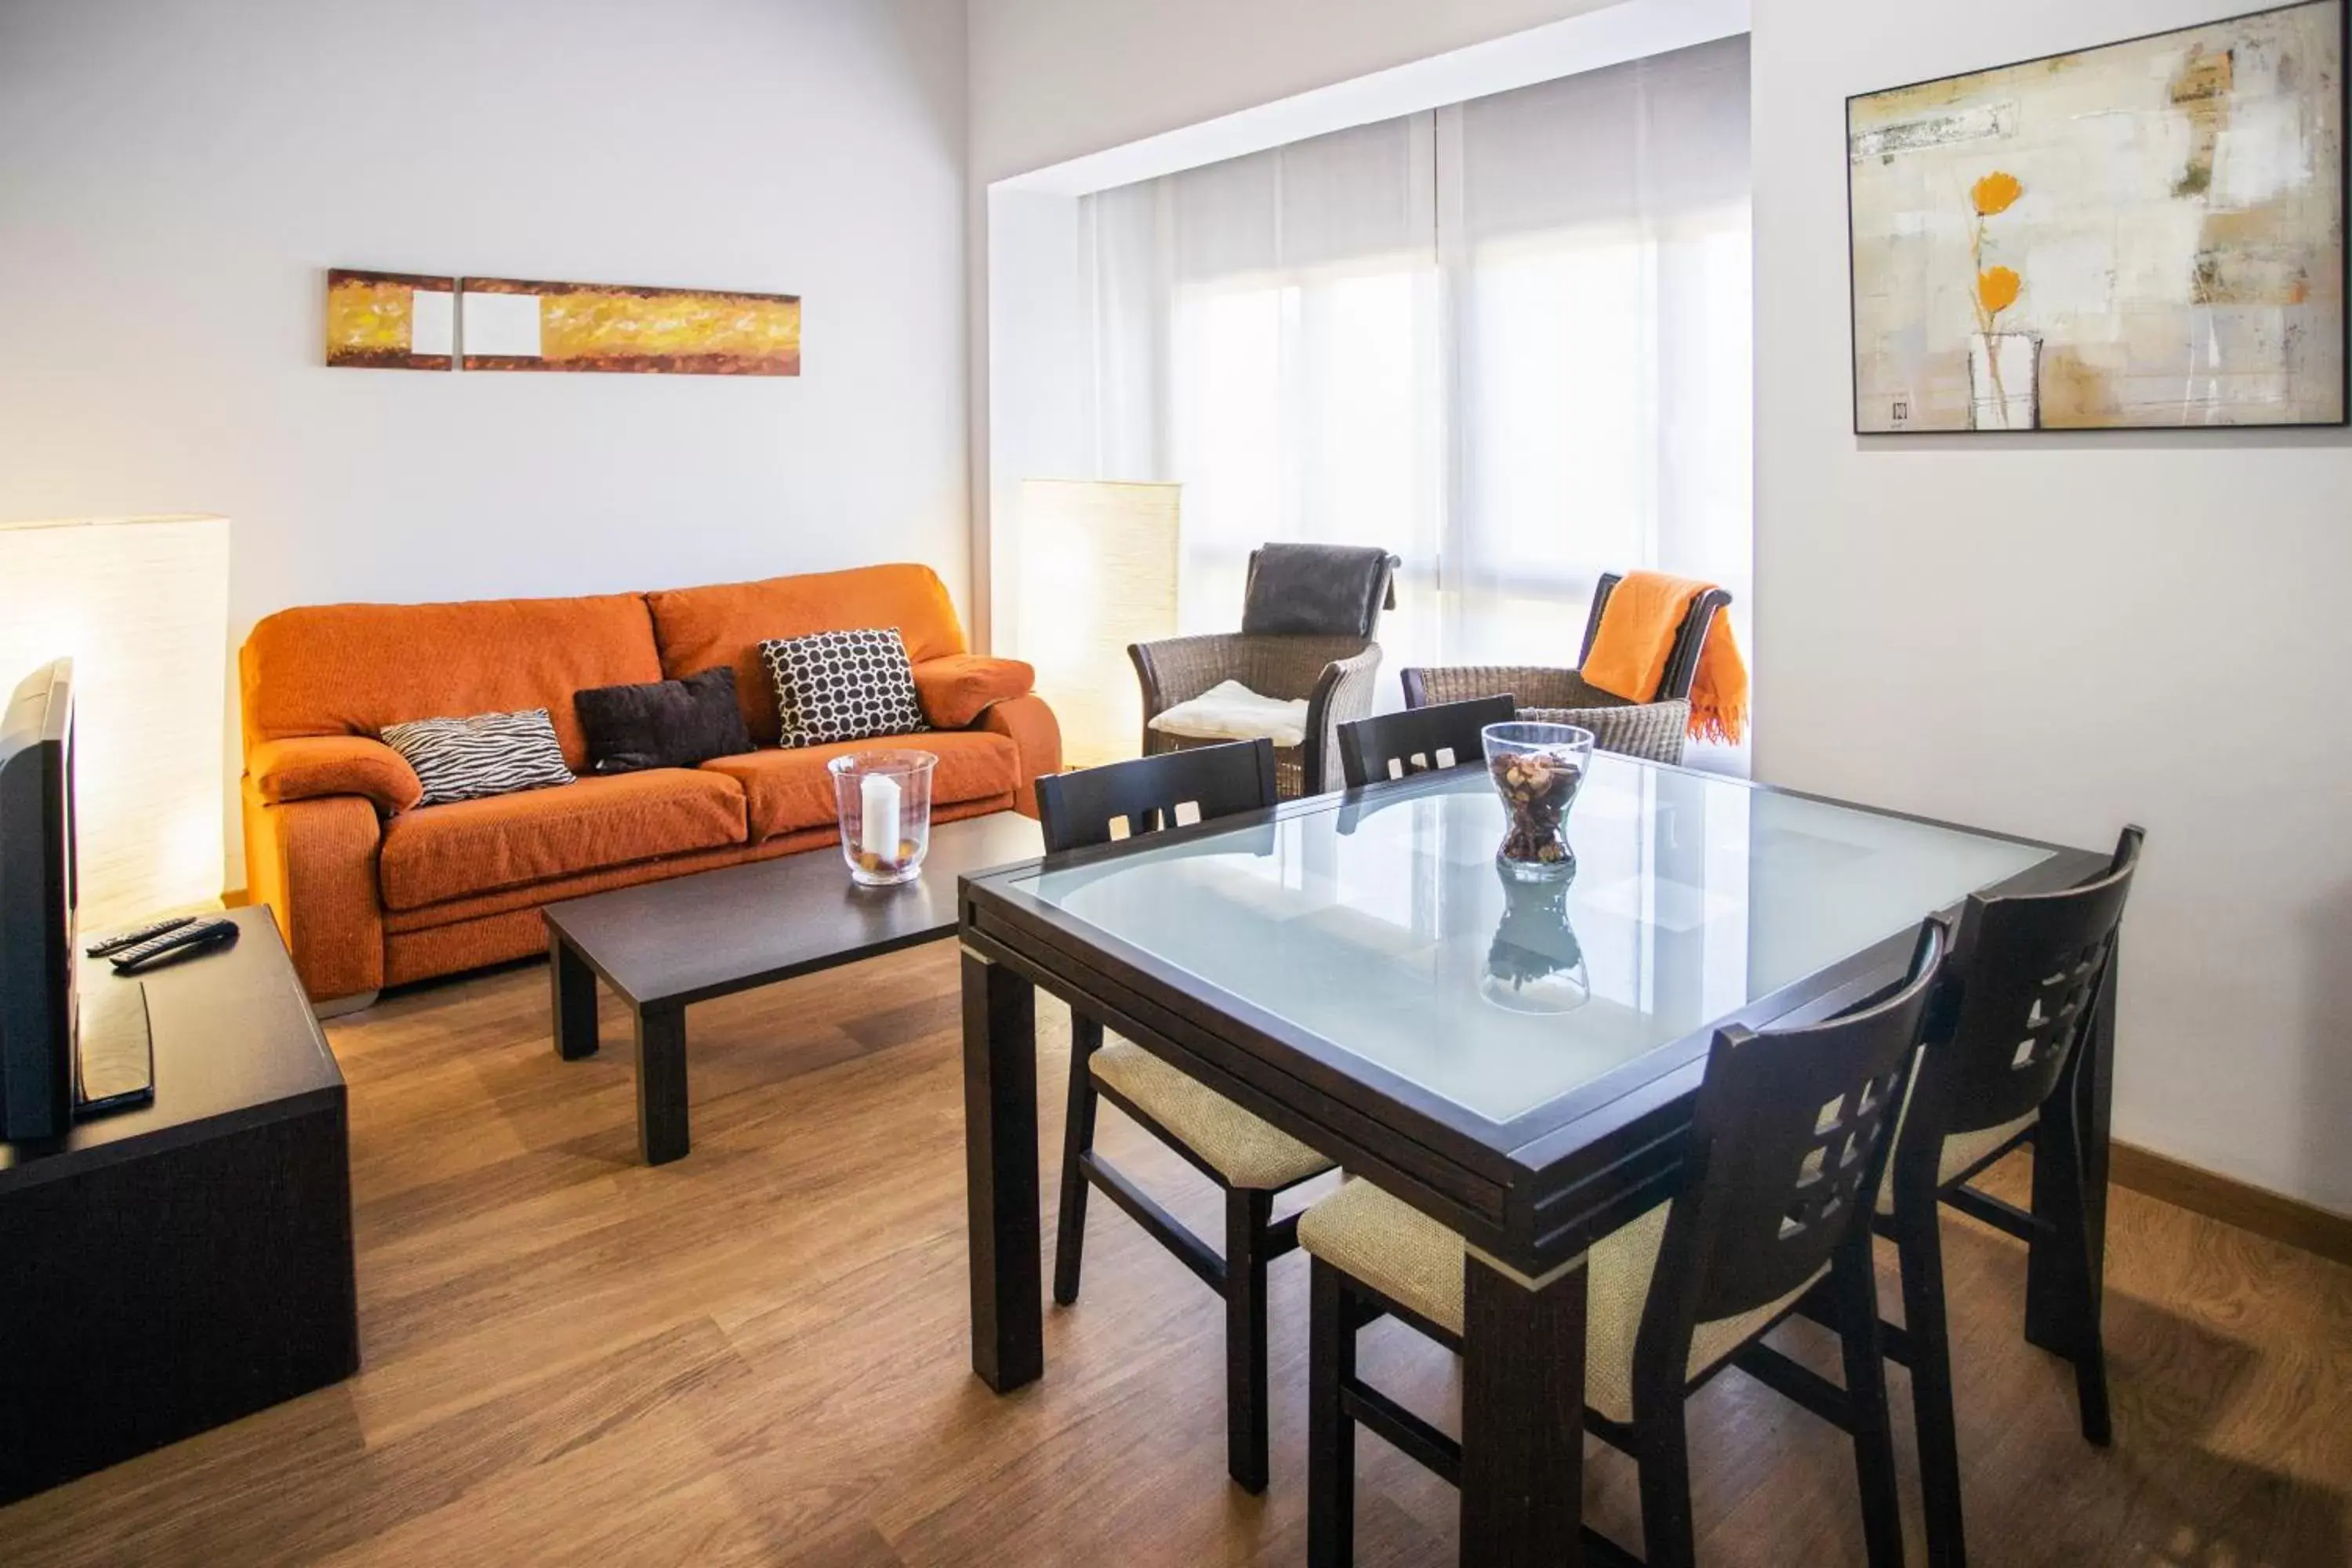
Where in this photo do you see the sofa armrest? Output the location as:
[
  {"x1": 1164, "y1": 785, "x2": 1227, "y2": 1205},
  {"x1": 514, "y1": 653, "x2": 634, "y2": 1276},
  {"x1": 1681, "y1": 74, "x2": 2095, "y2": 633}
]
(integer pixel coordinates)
[
  {"x1": 249, "y1": 735, "x2": 423, "y2": 815},
  {"x1": 977, "y1": 694, "x2": 1061, "y2": 818},
  {"x1": 241, "y1": 778, "x2": 387, "y2": 1004},
  {"x1": 913, "y1": 655, "x2": 1036, "y2": 730}
]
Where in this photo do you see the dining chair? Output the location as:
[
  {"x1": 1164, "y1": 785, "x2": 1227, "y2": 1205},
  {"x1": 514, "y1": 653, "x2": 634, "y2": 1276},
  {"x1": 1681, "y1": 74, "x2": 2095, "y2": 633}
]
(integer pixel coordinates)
[
  {"x1": 1131, "y1": 544, "x2": 1397, "y2": 797},
  {"x1": 1837, "y1": 826, "x2": 2143, "y2": 1568},
  {"x1": 1335, "y1": 694, "x2": 1517, "y2": 788},
  {"x1": 1301, "y1": 916, "x2": 1950, "y2": 1568},
  {"x1": 1398, "y1": 572, "x2": 1729, "y2": 764},
  {"x1": 1033, "y1": 737, "x2": 1335, "y2": 1493}
]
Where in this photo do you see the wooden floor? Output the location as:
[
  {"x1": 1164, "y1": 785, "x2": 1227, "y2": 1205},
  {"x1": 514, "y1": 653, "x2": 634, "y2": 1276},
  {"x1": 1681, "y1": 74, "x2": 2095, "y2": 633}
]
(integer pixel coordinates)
[{"x1": 5, "y1": 944, "x2": 2350, "y2": 1566}]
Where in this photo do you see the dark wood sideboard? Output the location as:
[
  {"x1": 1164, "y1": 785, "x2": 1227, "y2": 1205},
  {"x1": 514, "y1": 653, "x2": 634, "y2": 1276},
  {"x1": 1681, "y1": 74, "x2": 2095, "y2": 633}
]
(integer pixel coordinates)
[{"x1": 0, "y1": 906, "x2": 358, "y2": 1504}]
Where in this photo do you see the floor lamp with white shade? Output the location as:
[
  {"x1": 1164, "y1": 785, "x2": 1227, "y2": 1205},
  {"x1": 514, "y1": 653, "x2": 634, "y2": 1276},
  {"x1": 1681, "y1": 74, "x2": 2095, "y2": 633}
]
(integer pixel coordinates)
[
  {"x1": 1016, "y1": 479, "x2": 1181, "y2": 769},
  {"x1": 0, "y1": 515, "x2": 233, "y2": 929}
]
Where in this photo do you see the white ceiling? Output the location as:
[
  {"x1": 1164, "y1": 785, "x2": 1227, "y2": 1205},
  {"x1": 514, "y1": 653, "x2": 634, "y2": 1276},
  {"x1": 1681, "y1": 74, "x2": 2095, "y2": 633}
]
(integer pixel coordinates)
[{"x1": 993, "y1": 0, "x2": 1751, "y2": 196}]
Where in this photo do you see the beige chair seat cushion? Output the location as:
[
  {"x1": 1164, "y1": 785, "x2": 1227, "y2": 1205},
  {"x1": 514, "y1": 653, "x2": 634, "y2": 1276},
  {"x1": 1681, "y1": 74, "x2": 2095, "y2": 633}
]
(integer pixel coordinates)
[
  {"x1": 1298, "y1": 1178, "x2": 1826, "y2": 1424},
  {"x1": 1091, "y1": 1039, "x2": 1332, "y2": 1190},
  {"x1": 1878, "y1": 1106, "x2": 2037, "y2": 1214}
]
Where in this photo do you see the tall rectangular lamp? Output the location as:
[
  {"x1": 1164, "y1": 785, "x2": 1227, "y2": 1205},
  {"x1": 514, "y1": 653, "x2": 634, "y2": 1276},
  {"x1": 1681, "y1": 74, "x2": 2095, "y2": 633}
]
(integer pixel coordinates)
[
  {"x1": 1017, "y1": 480, "x2": 1181, "y2": 768},
  {"x1": 0, "y1": 515, "x2": 232, "y2": 928}
]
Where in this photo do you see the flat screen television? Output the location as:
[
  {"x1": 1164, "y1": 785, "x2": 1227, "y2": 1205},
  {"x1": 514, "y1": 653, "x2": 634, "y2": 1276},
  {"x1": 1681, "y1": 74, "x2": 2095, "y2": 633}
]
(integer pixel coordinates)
[{"x1": 0, "y1": 658, "x2": 76, "y2": 1142}]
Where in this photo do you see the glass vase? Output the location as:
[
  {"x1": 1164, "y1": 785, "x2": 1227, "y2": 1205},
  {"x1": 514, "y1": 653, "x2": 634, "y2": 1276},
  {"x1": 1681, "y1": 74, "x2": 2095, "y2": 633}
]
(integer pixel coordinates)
[
  {"x1": 827, "y1": 750, "x2": 938, "y2": 887},
  {"x1": 1481, "y1": 721, "x2": 1595, "y2": 882}
]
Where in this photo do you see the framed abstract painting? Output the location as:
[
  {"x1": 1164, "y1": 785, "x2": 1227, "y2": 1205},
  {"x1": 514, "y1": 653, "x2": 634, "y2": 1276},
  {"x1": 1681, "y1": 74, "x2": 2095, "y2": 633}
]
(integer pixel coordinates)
[
  {"x1": 457, "y1": 277, "x2": 800, "y2": 376},
  {"x1": 324, "y1": 270, "x2": 455, "y2": 370},
  {"x1": 1849, "y1": 1, "x2": 2347, "y2": 433}
]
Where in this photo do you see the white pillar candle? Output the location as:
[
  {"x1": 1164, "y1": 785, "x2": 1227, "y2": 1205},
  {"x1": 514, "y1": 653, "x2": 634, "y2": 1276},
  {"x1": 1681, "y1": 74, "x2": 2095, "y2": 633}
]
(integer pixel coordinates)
[{"x1": 859, "y1": 771, "x2": 902, "y2": 860}]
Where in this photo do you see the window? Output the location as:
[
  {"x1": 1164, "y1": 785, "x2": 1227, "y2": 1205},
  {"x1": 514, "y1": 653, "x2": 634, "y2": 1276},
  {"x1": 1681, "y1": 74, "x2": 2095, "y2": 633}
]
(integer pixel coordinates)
[{"x1": 1076, "y1": 35, "x2": 1752, "y2": 753}]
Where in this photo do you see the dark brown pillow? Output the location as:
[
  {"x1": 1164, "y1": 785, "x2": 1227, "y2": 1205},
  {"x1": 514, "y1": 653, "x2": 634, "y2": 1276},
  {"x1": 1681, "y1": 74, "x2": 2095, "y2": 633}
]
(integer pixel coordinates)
[{"x1": 574, "y1": 666, "x2": 753, "y2": 775}]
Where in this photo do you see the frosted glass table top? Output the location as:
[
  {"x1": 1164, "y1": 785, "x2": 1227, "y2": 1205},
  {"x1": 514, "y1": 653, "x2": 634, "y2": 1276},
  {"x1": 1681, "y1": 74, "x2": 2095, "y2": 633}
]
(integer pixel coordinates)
[{"x1": 1013, "y1": 760, "x2": 2056, "y2": 1129}]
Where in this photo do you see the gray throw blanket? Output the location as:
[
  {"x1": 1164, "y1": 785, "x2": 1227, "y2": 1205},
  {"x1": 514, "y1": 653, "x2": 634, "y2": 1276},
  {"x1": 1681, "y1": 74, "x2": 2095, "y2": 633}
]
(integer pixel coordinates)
[{"x1": 1239, "y1": 544, "x2": 1398, "y2": 638}]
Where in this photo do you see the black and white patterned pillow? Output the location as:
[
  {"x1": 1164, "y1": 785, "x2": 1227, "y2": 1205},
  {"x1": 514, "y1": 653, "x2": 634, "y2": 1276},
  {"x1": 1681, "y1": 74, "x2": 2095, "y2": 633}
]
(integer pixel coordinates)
[
  {"x1": 379, "y1": 707, "x2": 576, "y2": 807},
  {"x1": 760, "y1": 627, "x2": 929, "y2": 748}
]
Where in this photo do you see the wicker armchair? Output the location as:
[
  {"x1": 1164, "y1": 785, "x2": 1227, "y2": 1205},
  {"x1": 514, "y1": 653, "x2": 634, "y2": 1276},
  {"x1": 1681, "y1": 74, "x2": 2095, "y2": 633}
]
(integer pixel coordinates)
[
  {"x1": 1400, "y1": 572, "x2": 1730, "y2": 766},
  {"x1": 1131, "y1": 545, "x2": 1397, "y2": 797}
]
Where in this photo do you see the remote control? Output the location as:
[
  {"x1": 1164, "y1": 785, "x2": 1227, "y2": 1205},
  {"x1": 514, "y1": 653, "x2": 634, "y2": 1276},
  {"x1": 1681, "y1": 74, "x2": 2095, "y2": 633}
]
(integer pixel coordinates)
[
  {"x1": 110, "y1": 916, "x2": 238, "y2": 975},
  {"x1": 85, "y1": 915, "x2": 198, "y2": 959}
]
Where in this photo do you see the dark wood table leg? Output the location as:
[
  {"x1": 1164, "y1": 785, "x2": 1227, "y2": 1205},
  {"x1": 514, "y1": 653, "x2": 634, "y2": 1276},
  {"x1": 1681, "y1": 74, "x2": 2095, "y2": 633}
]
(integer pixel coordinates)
[
  {"x1": 550, "y1": 931, "x2": 600, "y2": 1060},
  {"x1": 2028, "y1": 938, "x2": 2117, "y2": 1354},
  {"x1": 964, "y1": 947, "x2": 1042, "y2": 1392},
  {"x1": 1461, "y1": 1251, "x2": 1588, "y2": 1568},
  {"x1": 634, "y1": 1002, "x2": 689, "y2": 1166}
]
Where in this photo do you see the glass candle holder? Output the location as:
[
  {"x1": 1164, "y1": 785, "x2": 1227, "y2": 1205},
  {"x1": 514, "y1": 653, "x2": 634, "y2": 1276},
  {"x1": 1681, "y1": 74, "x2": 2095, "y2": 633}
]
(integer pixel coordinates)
[
  {"x1": 1481, "y1": 721, "x2": 1595, "y2": 882},
  {"x1": 827, "y1": 750, "x2": 938, "y2": 887}
]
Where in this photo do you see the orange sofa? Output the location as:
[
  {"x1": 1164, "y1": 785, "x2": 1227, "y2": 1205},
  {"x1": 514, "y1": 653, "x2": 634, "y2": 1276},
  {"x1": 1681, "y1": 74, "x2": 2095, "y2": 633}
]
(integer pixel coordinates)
[{"x1": 239, "y1": 564, "x2": 1058, "y2": 1008}]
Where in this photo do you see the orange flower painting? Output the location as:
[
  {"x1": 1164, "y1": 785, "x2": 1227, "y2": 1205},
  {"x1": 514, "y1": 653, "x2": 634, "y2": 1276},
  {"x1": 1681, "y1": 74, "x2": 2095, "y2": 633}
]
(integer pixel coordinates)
[
  {"x1": 1965, "y1": 171, "x2": 2029, "y2": 426},
  {"x1": 1970, "y1": 171, "x2": 2024, "y2": 216},
  {"x1": 1848, "y1": 2, "x2": 2344, "y2": 432},
  {"x1": 1976, "y1": 265, "x2": 2023, "y2": 316},
  {"x1": 1967, "y1": 172, "x2": 2026, "y2": 334}
]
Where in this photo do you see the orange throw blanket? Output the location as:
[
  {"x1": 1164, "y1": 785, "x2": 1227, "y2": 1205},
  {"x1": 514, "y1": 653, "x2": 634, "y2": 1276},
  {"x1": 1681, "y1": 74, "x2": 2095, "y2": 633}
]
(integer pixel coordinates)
[{"x1": 1580, "y1": 572, "x2": 1749, "y2": 746}]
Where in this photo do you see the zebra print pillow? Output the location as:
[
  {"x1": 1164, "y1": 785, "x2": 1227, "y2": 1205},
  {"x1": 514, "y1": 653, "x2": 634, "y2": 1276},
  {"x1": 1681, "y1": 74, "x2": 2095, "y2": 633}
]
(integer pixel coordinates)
[{"x1": 379, "y1": 708, "x2": 576, "y2": 808}]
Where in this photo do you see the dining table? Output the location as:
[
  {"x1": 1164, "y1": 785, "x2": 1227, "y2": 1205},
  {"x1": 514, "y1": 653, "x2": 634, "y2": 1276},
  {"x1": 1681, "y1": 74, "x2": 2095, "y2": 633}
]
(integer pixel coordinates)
[{"x1": 955, "y1": 753, "x2": 2118, "y2": 1565}]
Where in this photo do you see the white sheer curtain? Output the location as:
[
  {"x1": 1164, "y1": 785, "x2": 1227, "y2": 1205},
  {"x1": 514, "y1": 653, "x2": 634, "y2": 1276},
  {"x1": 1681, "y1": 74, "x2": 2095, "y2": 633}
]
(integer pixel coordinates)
[{"x1": 1078, "y1": 36, "x2": 1751, "y2": 739}]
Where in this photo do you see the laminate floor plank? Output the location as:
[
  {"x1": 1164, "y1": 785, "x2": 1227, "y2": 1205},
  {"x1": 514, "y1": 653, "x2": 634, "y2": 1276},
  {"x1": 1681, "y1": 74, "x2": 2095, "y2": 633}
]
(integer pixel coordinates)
[{"x1": 4, "y1": 943, "x2": 2347, "y2": 1565}]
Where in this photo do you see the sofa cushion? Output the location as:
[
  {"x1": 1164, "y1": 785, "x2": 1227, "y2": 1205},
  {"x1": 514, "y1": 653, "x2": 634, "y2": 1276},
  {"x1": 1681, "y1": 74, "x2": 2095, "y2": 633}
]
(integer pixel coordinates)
[
  {"x1": 700, "y1": 731, "x2": 1020, "y2": 842},
  {"x1": 241, "y1": 592, "x2": 663, "y2": 771},
  {"x1": 575, "y1": 666, "x2": 753, "y2": 775},
  {"x1": 645, "y1": 564, "x2": 968, "y2": 746},
  {"x1": 760, "y1": 628, "x2": 929, "y2": 748},
  {"x1": 380, "y1": 707, "x2": 576, "y2": 807},
  {"x1": 377, "y1": 768, "x2": 748, "y2": 911}
]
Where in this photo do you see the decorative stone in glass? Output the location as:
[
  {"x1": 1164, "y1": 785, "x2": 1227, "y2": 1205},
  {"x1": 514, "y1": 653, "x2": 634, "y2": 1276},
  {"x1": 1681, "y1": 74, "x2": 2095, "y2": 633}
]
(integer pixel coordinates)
[
  {"x1": 827, "y1": 750, "x2": 938, "y2": 887},
  {"x1": 1482, "y1": 720, "x2": 1595, "y2": 882}
]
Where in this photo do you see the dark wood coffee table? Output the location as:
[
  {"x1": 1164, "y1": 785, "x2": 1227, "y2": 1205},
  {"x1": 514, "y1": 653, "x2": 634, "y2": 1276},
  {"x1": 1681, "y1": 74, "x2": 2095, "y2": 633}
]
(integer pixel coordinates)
[{"x1": 544, "y1": 810, "x2": 1044, "y2": 1164}]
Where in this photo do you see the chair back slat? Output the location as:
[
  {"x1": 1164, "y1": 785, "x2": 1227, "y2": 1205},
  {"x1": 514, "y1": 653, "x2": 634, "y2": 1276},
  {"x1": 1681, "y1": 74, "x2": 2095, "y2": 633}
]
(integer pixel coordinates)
[
  {"x1": 1911, "y1": 826, "x2": 2142, "y2": 1145},
  {"x1": 1033, "y1": 739, "x2": 1280, "y2": 854},
  {"x1": 1336, "y1": 695, "x2": 1516, "y2": 789},
  {"x1": 1653, "y1": 919, "x2": 1947, "y2": 1334}
]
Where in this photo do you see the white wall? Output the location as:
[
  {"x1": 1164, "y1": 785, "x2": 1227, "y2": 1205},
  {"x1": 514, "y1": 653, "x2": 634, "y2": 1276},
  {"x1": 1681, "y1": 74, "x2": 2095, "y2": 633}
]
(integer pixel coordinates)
[
  {"x1": 0, "y1": 0, "x2": 970, "y2": 632},
  {"x1": 1755, "y1": 0, "x2": 2352, "y2": 1211},
  {"x1": 983, "y1": 190, "x2": 1089, "y2": 659}
]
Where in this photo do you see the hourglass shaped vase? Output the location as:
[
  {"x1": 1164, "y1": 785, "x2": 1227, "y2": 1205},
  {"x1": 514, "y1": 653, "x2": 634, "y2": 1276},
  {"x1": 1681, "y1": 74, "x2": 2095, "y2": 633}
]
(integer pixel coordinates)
[{"x1": 1481, "y1": 721, "x2": 1595, "y2": 881}]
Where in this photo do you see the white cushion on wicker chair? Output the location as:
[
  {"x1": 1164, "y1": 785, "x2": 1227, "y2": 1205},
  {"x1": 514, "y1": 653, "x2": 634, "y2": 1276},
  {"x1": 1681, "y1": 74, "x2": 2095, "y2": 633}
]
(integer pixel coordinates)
[
  {"x1": 1148, "y1": 680, "x2": 1311, "y2": 749},
  {"x1": 1091, "y1": 1039, "x2": 1333, "y2": 1190},
  {"x1": 1297, "y1": 1178, "x2": 1827, "y2": 1424}
]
